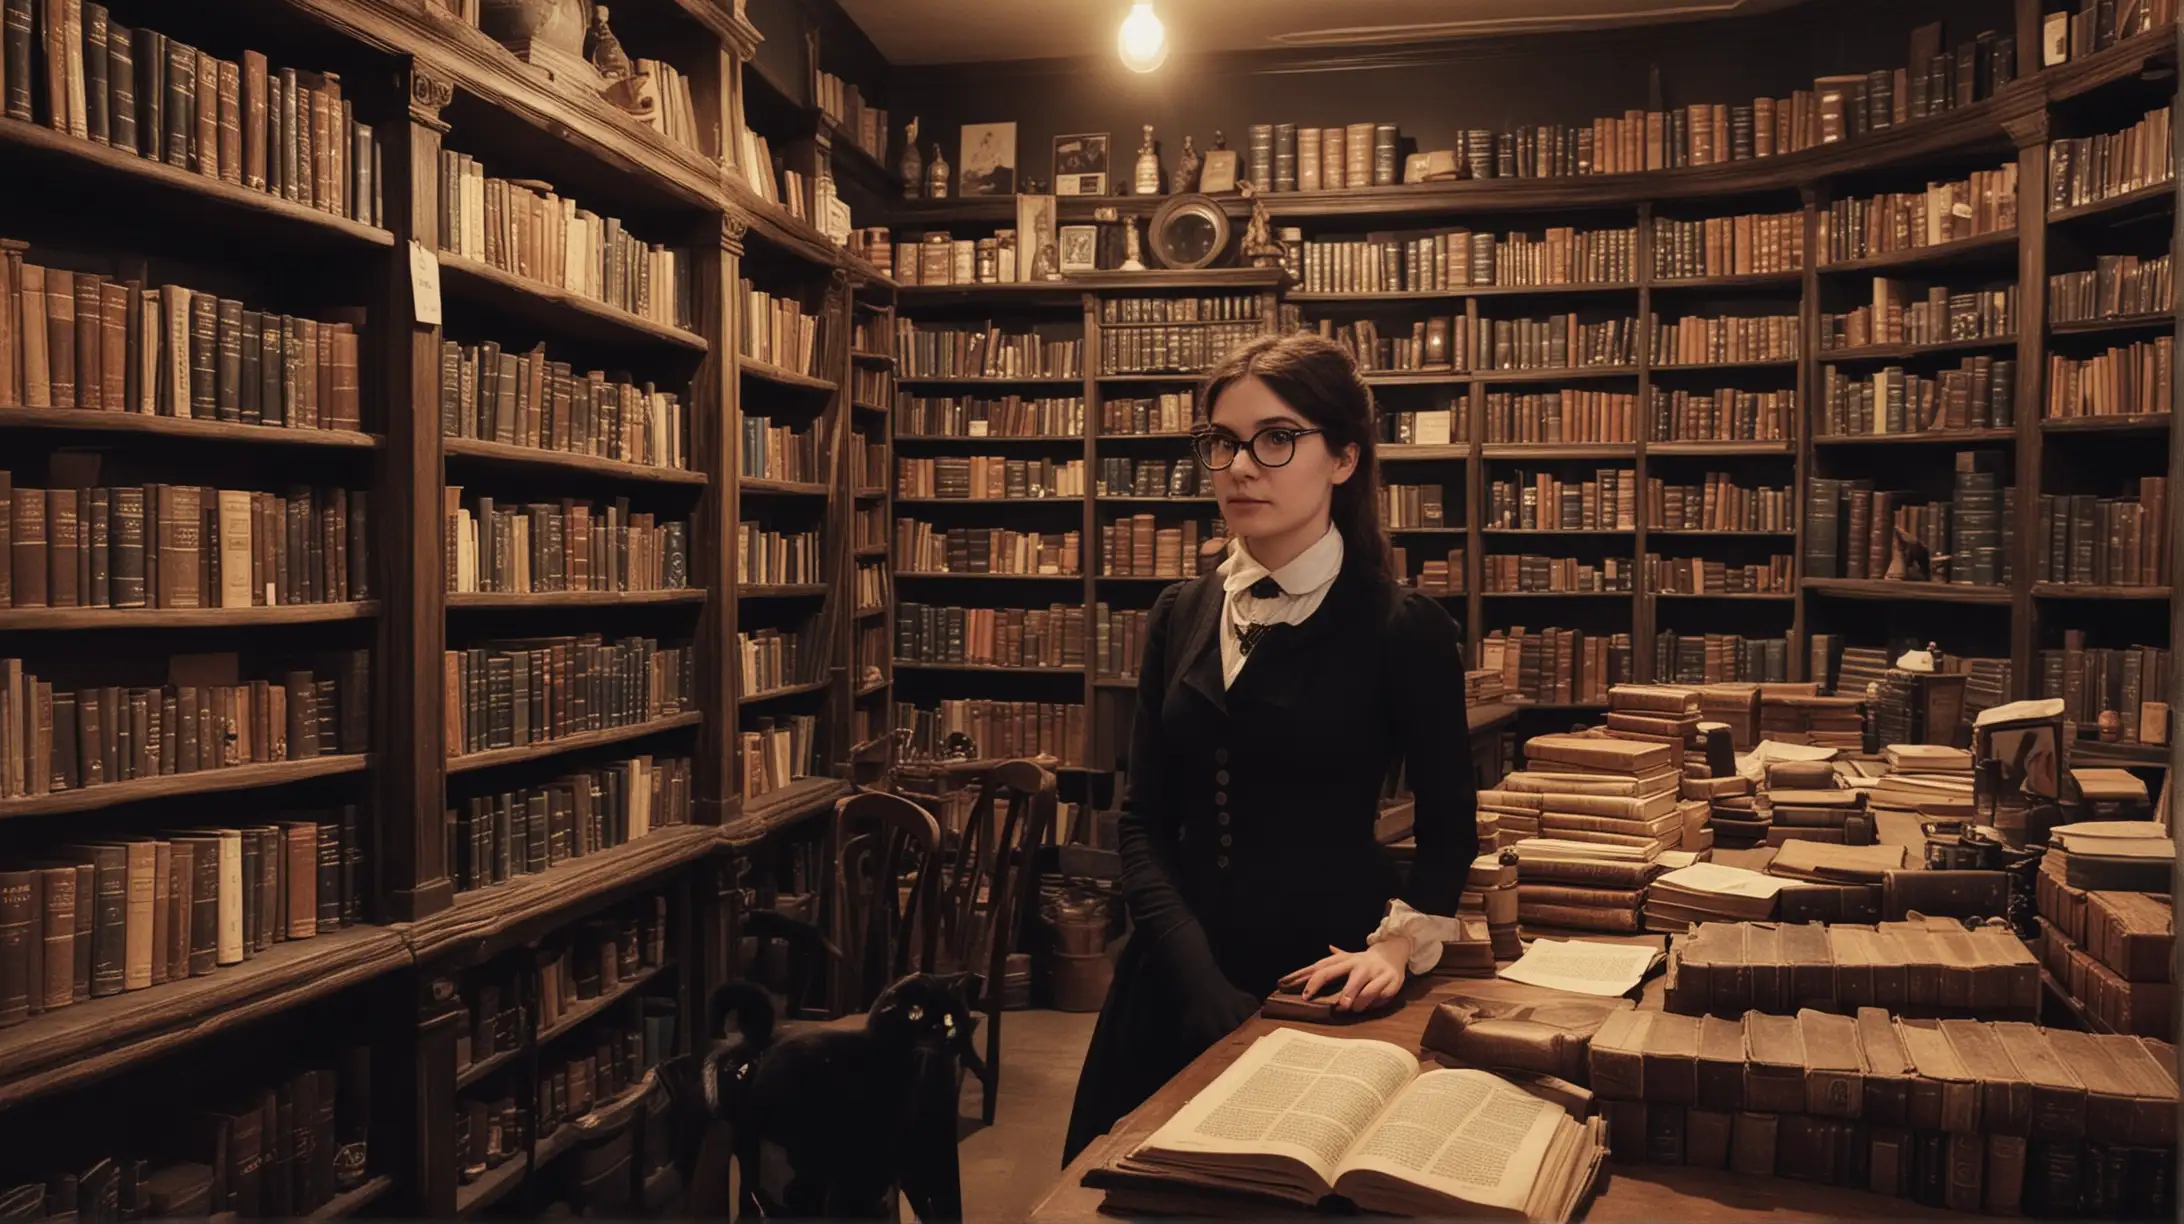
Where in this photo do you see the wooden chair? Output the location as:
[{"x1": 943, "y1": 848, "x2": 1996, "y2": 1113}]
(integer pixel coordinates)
[
  {"x1": 929, "y1": 758, "x2": 1057, "y2": 1125},
  {"x1": 830, "y1": 790, "x2": 944, "y2": 1014}
]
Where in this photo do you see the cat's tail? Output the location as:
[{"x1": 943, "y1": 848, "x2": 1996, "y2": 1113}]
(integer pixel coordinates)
[{"x1": 708, "y1": 980, "x2": 777, "y2": 1052}]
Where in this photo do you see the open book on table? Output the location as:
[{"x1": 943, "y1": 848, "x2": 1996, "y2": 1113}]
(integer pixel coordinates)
[{"x1": 1114, "y1": 1028, "x2": 1605, "y2": 1220}]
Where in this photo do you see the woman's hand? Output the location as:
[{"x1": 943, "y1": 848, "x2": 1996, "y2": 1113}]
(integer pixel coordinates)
[{"x1": 1278, "y1": 938, "x2": 1412, "y2": 1012}]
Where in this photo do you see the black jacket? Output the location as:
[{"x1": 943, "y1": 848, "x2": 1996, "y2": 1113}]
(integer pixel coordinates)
[{"x1": 1064, "y1": 560, "x2": 1477, "y2": 1162}]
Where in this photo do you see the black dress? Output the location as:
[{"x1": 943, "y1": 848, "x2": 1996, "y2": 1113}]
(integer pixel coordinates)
[{"x1": 1063, "y1": 558, "x2": 1478, "y2": 1163}]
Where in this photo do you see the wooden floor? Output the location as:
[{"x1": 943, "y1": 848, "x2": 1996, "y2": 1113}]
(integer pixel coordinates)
[{"x1": 948, "y1": 1008, "x2": 1101, "y2": 1224}]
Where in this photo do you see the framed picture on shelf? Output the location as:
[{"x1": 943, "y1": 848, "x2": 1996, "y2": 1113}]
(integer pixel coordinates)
[
  {"x1": 1016, "y1": 194, "x2": 1057, "y2": 282},
  {"x1": 1054, "y1": 132, "x2": 1110, "y2": 196},
  {"x1": 960, "y1": 121, "x2": 1018, "y2": 195},
  {"x1": 1058, "y1": 224, "x2": 1100, "y2": 274}
]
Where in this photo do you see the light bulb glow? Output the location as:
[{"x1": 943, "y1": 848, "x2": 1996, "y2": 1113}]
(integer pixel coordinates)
[{"x1": 1118, "y1": 1, "x2": 1168, "y2": 73}]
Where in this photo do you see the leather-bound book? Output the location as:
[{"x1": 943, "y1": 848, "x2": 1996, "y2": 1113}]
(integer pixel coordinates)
[
  {"x1": 214, "y1": 298, "x2": 242, "y2": 421},
  {"x1": 1742, "y1": 1011, "x2": 1806, "y2": 1113},
  {"x1": 140, "y1": 1165, "x2": 212, "y2": 1217},
  {"x1": 33, "y1": 863, "x2": 72, "y2": 1010},
  {"x1": 1685, "y1": 1107, "x2": 1732, "y2": 1169},
  {"x1": 192, "y1": 50, "x2": 216, "y2": 179},
  {"x1": 206, "y1": 1100, "x2": 265, "y2": 1214},
  {"x1": 104, "y1": 18, "x2": 132, "y2": 153},
  {"x1": 2086, "y1": 891, "x2": 2172, "y2": 983},
  {"x1": 1941, "y1": 1018, "x2": 2030, "y2": 1142},
  {"x1": 45, "y1": 487, "x2": 76, "y2": 608},
  {"x1": 1644, "y1": 1102, "x2": 1686, "y2": 1164},
  {"x1": 209, "y1": 828, "x2": 242, "y2": 965},
  {"x1": 241, "y1": 51, "x2": 267, "y2": 189},
  {"x1": 1640, "y1": 1011, "x2": 1700, "y2": 1105},
  {"x1": 156, "y1": 483, "x2": 201, "y2": 608},
  {"x1": 187, "y1": 292, "x2": 215, "y2": 418},
  {"x1": 97, "y1": 281, "x2": 125, "y2": 411},
  {"x1": 161, "y1": 38, "x2": 191, "y2": 169},
  {"x1": 109, "y1": 486, "x2": 143, "y2": 607},
  {"x1": 45, "y1": 267, "x2": 74, "y2": 409},
  {"x1": 279, "y1": 822, "x2": 314, "y2": 938},
  {"x1": 19, "y1": 262, "x2": 48, "y2": 407},
  {"x1": 2, "y1": 0, "x2": 29, "y2": 122},
  {"x1": 1742, "y1": 920, "x2": 1780, "y2": 1015},
  {"x1": 1897, "y1": 1016, "x2": 1981, "y2": 1134},
  {"x1": 1799, "y1": 1008, "x2": 1865, "y2": 1118},
  {"x1": 64, "y1": 843, "x2": 126, "y2": 997},
  {"x1": 1867, "y1": 1126, "x2": 1913, "y2": 1197},
  {"x1": 1853, "y1": 1006, "x2": 1912, "y2": 1125},
  {"x1": 216, "y1": 57, "x2": 240, "y2": 184},
  {"x1": 65, "y1": 860, "x2": 90, "y2": 1000},
  {"x1": 0, "y1": 868, "x2": 31, "y2": 1024},
  {"x1": 72, "y1": 272, "x2": 99, "y2": 411},
  {"x1": 158, "y1": 284, "x2": 188, "y2": 415},
  {"x1": 1587, "y1": 1008, "x2": 1649, "y2": 1099},
  {"x1": 1728, "y1": 1109, "x2": 1777, "y2": 1176},
  {"x1": 1695, "y1": 1014, "x2": 1745, "y2": 1110},
  {"x1": 1943, "y1": 1130, "x2": 1985, "y2": 1212},
  {"x1": 1780, "y1": 921, "x2": 1834, "y2": 1009},
  {"x1": 118, "y1": 838, "x2": 153, "y2": 990}
]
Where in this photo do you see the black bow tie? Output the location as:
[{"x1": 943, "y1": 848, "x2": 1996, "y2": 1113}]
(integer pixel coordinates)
[{"x1": 1248, "y1": 577, "x2": 1284, "y2": 599}]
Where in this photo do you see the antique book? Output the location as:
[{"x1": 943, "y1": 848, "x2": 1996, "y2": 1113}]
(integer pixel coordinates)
[
  {"x1": 1799, "y1": 1008, "x2": 1865, "y2": 1119},
  {"x1": 1101, "y1": 1028, "x2": 1608, "y2": 1219},
  {"x1": 1418, "y1": 985, "x2": 1633, "y2": 1082},
  {"x1": 1741, "y1": 1011, "x2": 1806, "y2": 1113},
  {"x1": 1897, "y1": 1017, "x2": 1981, "y2": 1134}
]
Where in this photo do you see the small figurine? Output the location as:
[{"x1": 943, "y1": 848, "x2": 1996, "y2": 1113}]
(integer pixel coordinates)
[
  {"x1": 925, "y1": 141, "x2": 950, "y2": 199},
  {"x1": 1134, "y1": 123, "x2": 1161, "y2": 195},
  {"x1": 584, "y1": 5, "x2": 632, "y2": 83},
  {"x1": 1884, "y1": 526, "x2": 1935, "y2": 582},
  {"x1": 2098, "y1": 708, "x2": 2124, "y2": 742},
  {"x1": 1238, "y1": 180, "x2": 1281, "y2": 268},
  {"x1": 899, "y1": 118, "x2": 923, "y2": 199},
  {"x1": 1121, "y1": 216, "x2": 1146, "y2": 271},
  {"x1": 1175, "y1": 135, "x2": 1201, "y2": 194}
]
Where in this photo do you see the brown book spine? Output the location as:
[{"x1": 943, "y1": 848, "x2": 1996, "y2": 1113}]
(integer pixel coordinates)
[
  {"x1": 194, "y1": 50, "x2": 218, "y2": 179},
  {"x1": 216, "y1": 57, "x2": 241, "y2": 184},
  {"x1": 72, "y1": 272, "x2": 100, "y2": 411},
  {"x1": 98, "y1": 281, "x2": 126, "y2": 411},
  {"x1": 37, "y1": 865, "x2": 74, "y2": 1010},
  {"x1": 11, "y1": 486, "x2": 46, "y2": 607},
  {"x1": 45, "y1": 486, "x2": 77, "y2": 608},
  {"x1": 18, "y1": 261, "x2": 47, "y2": 407},
  {"x1": 241, "y1": 51, "x2": 268, "y2": 190},
  {"x1": 45, "y1": 267, "x2": 75, "y2": 409},
  {"x1": 0, "y1": 869, "x2": 31, "y2": 1024}
]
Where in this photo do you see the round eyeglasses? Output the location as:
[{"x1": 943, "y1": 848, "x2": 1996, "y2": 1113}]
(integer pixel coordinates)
[{"x1": 1191, "y1": 425, "x2": 1326, "y2": 471}]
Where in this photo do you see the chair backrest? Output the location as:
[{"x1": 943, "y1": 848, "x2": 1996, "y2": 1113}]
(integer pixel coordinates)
[
  {"x1": 933, "y1": 760, "x2": 1056, "y2": 995},
  {"x1": 832, "y1": 790, "x2": 943, "y2": 1011}
]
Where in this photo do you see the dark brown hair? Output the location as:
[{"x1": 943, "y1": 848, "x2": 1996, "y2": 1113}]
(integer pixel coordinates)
[{"x1": 1199, "y1": 332, "x2": 1394, "y2": 584}]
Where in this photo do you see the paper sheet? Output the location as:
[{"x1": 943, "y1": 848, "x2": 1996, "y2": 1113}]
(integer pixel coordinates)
[
  {"x1": 1496, "y1": 938, "x2": 1659, "y2": 998},
  {"x1": 1735, "y1": 740, "x2": 1839, "y2": 782},
  {"x1": 1655, "y1": 862, "x2": 1803, "y2": 898}
]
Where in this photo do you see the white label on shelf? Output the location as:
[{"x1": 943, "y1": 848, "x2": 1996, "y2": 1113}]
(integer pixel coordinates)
[
  {"x1": 409, "y1": 240, "x2": 443, "y2": 326},
  {"x1": 1416, "y1": 411, "x2": 1452, "y2": 446},
  {"x1": 969, "y1": 420, "x2": 990, "y2": 437}
]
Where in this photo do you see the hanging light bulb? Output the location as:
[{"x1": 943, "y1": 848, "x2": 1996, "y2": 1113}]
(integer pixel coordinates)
[{"x1": 1117, "y1": 1, "x2": 1168, "y2": 73}]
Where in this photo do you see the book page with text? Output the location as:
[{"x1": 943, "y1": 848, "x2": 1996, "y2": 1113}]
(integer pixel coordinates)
[
  {"x1": 1333, "y1": 1067, "x2": 1562, "y2": 1214},
  {"x1": 1138, "y1": 1028, "x2": 1422, "y2": 1186}
]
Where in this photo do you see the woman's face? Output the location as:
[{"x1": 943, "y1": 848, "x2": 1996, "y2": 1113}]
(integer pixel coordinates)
[{"x1": 1206, "y1": 375, "x2": 1356, "y2": 545}]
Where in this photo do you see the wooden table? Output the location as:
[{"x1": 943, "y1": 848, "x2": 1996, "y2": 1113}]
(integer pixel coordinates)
[{"x1": 1029, "y1": 974, "x2": 1971, "y2": 1223}]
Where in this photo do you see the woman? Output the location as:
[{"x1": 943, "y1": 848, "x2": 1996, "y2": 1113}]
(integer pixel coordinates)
[{"x1": 1064, "y1": 332, "x2": 1478, "y2": 1163}]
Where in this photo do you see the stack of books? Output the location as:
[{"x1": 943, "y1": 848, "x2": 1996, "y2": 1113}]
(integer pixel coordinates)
[
  {"x1": 1757, "y1": 685, "x2": 1864, "y2": 747},
  {"x1": 1585, "y1": 1004, "x2": 2176, "y2": 1216},
  {"x1": 1663, "y1": 918, "x2": 2039, "y2": 1021},
  {"x1": 2035, "y1": 828, "x2": 2175, "y2": 1037},
  {"x1": 1644, "y1": 862, "x2": 1798, "y2": 933},
  {"x1": 1758, "y1": 785, "x2": 1875, "y2": 847}
]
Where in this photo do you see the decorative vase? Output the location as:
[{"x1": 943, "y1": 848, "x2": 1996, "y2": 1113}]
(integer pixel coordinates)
[
  {"x1": 926, "y1": 143, "x2": 950, "y2": 200},
  {"x1": 479, "y1": 0, "x2": 597, "y2": 85},
  {"x1": 1134, "y1": 123, "x2": 1160, "y2": 195}
]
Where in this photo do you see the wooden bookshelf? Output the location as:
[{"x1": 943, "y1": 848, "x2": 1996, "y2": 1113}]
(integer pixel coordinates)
[
  {"x1": 444, "y1": 713, "x2": 704, "y2": 776},
  {"x1": 0, "y1": 602, "x2": 382, "y2": 630},
  {"x1": 0, "y1": 755, "x2": 372, "y2": 821}
]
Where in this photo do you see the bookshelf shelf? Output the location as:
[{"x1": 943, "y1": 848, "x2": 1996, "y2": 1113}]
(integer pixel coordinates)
[
  {"x1": 895, "y1": 376, "x2": 1086, "y2": 387},
  {"x1": 1389, "y1": 526, "x2": 1468, "y2": 535},
  {"x1": 1646, "y1": 270, "x2": 1805, "y2": 292},
  {"x1": 442, "y1": 438, "x2": 709, "y2": 486},
  {"x1": 1380, "y1": 444, "x2": 1472, "y2": 460},
  {"x1": 739, "y1": 477, "x2": 832, "y2": 497},
  {"x1": 445, "y1": 590, "x2": 707, "y2": 610},
  {"x1": 455, "y1": 1042, "x2": 523, "y2": 1092},
  {"x1": 2047, "y1": 312, "x2": 2176, "y2": 336},
  {"x1": 444, "y1": 712, "x2": 703, "y2": 776},
  {"x1": 1814, "y1": 230, "x2": 2019, "y2": 276},
  {"x1": 856, "y1": 677, "x2": 891, "y2": 697},
  {"x1": 1097, "y1": 495, "x2": 1219, "y2": 504},
  {"x1": 0, "y1": 117, "x2": 398, "y2": 249},
  {"x1": 0, "y1": 922, "x2": 407, "y2": 1111},
  {"x1": 455, "y1": 1153, "x2": 528, "y2": 1219},
  {"x1": 896, "y1": 496, "x2": 1082, "y2": 505},
  {"x1": 2046, "y1": 179, "x2": 2177, "y2": 226},
  {"x1": 1361, "y1": 372, "x2": 1466, "y2": 386},
  {"x1": 1480, "y1": 443, "x2": 1637, "y2": 459},
  {"x1": 1651, "y1": 591, "x2": 1799, "y2": 601},
  {"x1": 1480, "y1": 527, "x2": 1634, "y2": 535},
  {"x1": 1094, "y1": 677, "x2": 1138, "y2": 690},
  {"x1": 738, "y1": 356, "x2": 838, "y2": 393},
  {"x1": 2040, "y1": 413, "x2": 2173, "y2": 433},
  {"x1": 306, "y1": 1174, "x2": 396, "y2": 1223},
  {"x1": 737, "y1": 679, "x2": 832, "y2": 705},
  {"x1": 1800, "y1": 578, "x2": 2011, "y2": 605},
  {"x1": 2030, "y1": 584, "x2": 2172, "y2": 600},
  {"x1": 1645, "y1": 440, "x2": 1797, "y2": 456},
  {"x1": 893, "y1": 661, "x2": 1085, "y2": 675},
  {"x1": 406, "y1": 826, "x2": 718, "y2": 963},
  {"x1": 437, "y1": 255, "x2": 707, "y2": 352},
  {"x1": 1817, "y1": 335, "x2": 2018, "y2": 361},
  {"x1": 855, "y1": 544, "x2": 890, "y2": 558},
  {"x1": 739, "y1": 584, "x2": 829, "y2": 598},
  {"x1": 897, "y1": 433, "x2": 1086, "y2": 446},
  {"x1": 1479, "y1": 590, "x2": 1633, "y2": 598},
  {"x1": 0, "y1": 602, "x2": 381, "y2": 631},
  {"x1": 1473, "y1": 366, "x2": 1642, "y2": 385},
  {"x1": 0, "y1": 406, "x2": 380, "y2": 450},
  {"x1": 725, "y1": 180, "x2": 850, "y2": 270},
  {"x1": 1098, "y1": 373, "x2": 1216, "y2": 384},
  {"x1": 1460, "y1": 281, "x2": 1640, "y2": 298},
  {"x1": 1811, "y1": 428, "x2": 2016, "y2": 447},
  {"x1": 1646, "y1": 528, "x2": 1797, "y2": 537},
  {"x1": 897, "y1": 572, "x2": 1087, "y2": 582},
  {"x1": 535, "y1": 962, "x2": 673, "y2": 1048},
  {"x1": 1650, "y1": 357, "x2": 1800, "y2": 372},
  {"x1": 1288, "y1": 289, "x2": 1469, "y2": 302},
  {"x1": 1099, "y1": 432, "x2": 1199, "y2": 440},
  {"x1": 850, "y1": 349, "x2": 896, "y2": 366},
  {"x1": 1097, "y1": 574, "x2": 1191, "y2": 585},
  {"x1": 0, "y1": 754, "x2": 370, "y2": 822},
  {"x1": 534, "y1": 1068, "x2": 659, "y2": 1172},
  {"x1": 723, "y1": 777, "x2": 852, "y2": 848}
]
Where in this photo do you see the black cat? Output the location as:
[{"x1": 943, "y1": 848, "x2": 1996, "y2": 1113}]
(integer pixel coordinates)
[{"x1": 662, "y1": 941, "x2": 982, "y2": 1220}]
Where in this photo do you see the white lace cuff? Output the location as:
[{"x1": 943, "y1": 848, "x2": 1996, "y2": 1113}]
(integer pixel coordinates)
[{"x1": 1367, "y1": 899, "x2": 1461, "y2": 975}]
